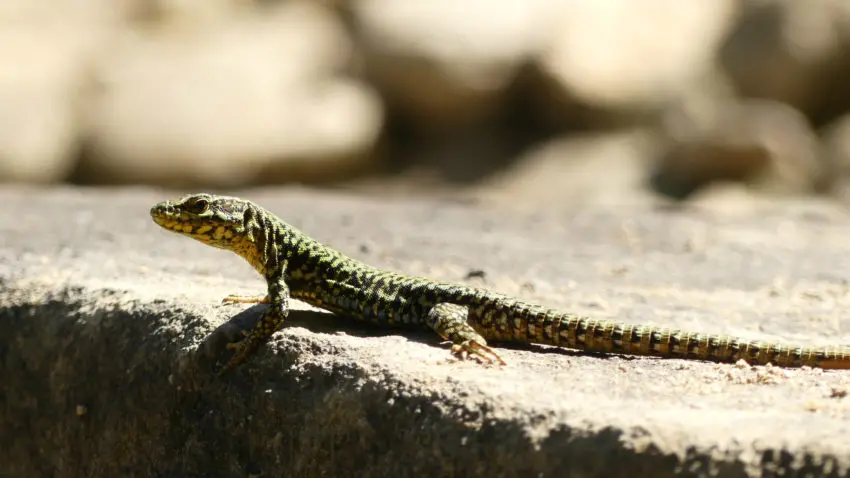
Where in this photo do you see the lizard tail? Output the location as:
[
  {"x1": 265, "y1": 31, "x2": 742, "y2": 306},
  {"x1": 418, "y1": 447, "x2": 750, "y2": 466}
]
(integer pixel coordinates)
[
  {"x1": 551, "y1": 316, "x2": 850, "y2": 369},
  {"x1": 471, "y1": 298, "x2": 850, "y2": 369}
]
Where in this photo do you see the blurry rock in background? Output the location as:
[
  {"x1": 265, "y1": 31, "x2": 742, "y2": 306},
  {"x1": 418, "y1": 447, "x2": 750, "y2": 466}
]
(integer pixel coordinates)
[
  {"x1": 719, "y1": 0, "x2": 850, "y2": 126},
  {"x1": 652, "y1": 99, "x2": 825, "y2": 200},
  {"x1": 2, "y1": 0, "x2": 850, "y2": 205},
  {"x1": 81, "y1": 1, "x2": 382, "y2": 187}
]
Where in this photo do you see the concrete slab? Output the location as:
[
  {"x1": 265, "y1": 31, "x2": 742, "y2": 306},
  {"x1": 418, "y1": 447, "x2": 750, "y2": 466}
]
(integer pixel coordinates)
[{"x1": 3, "y1": 186, "x2": 850, "y2": 477}]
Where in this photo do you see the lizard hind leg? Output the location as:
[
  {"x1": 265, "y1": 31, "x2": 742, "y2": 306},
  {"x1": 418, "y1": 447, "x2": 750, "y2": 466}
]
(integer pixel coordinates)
[{"x1": 426, "y1": 302, "x2": 507, "y2": 366}]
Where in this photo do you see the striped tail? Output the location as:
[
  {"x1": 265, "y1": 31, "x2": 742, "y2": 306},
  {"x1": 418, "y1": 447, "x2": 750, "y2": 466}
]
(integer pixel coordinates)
[
  {"x1": 472, "y1": 299, "x2": 850, "y2": 369},
  {"x1": 553, "y1": 317, "x2": 850, "y2": 369}
]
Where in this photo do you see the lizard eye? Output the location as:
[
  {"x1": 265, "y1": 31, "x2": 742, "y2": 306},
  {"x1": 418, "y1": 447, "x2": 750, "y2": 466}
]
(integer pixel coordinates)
[{"x1": 186, "y1": 198, "x2": 209, "y2": 215}]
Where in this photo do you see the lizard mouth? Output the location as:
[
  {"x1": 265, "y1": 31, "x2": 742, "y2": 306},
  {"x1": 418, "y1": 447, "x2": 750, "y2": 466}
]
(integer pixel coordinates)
[{"x1": 150, "y1": 202, "x2": 225, "y2": 240}]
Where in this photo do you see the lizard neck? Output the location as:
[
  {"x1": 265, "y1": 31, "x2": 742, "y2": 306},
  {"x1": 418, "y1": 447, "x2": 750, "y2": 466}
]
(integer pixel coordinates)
[{"x1": 230, "y1": 204, "x2": 289, "y2": 278}]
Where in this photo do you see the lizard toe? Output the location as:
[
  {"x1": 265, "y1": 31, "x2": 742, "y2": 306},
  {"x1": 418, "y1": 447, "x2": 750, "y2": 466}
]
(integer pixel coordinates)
[
  {"x1": 221, "y1": 294, "x2": 269, "y2": 305},
  {"x1": 450, "y1": 340, "x2": 507, "y2": 366}
]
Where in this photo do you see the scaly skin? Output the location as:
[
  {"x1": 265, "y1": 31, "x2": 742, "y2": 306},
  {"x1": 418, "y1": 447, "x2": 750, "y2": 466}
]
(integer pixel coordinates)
[{"x1": 150, "y1": 193, "x2": 850, "y2": 374}]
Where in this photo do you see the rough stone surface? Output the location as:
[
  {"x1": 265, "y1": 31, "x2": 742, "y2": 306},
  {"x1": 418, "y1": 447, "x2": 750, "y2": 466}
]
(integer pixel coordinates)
[{"x1": 3, "y1": 187, "x2": 850, "y2": 477}]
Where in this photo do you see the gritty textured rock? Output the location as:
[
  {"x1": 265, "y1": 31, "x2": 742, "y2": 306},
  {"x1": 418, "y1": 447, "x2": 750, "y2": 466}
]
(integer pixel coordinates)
[{"x1": 3, "y1": 187, "x2": 850, "y2": 477}]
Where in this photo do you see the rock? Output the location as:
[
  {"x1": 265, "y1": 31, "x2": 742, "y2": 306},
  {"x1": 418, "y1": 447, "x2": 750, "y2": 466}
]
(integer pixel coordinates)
[
  {"x1": 80, "y1": 1, "x2": 383, "y2": 187},
  {"x1": 0, "y1": 3, "x2": 116, "y2": 184},
  {"x1": 4, "y1": 187, "x2": 850, "y2": 477},
  {"x1": 475, "y1": 129, "x2": 660, "y2": 206},
  {"x1": 533, "y1": 0, "x2": 739, "y2": 127},
  {"x1": 650, "y1": 99, "x2": 824, "y2": 200},
  {"x1": 820, "y1": 114, "x2": 850, "y2": 202},
  {"x1": 719, "y1": 0, "x2": 850, "y2": 125},
  {"x1": 349, "y1": 0, "x2": 553, "y2": 132}
]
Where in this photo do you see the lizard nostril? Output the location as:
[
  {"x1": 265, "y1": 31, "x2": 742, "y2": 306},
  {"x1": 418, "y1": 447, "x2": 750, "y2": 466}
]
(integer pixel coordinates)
[{"x1": 150, "y1": 203, "x2": 174, "y2": 218}]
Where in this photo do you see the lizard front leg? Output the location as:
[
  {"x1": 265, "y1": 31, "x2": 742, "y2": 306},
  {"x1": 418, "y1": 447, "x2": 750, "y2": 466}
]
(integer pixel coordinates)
[
  {"x1": 426, "y1": 303, "x2": 506, "y2": 365},
  {"x1": 218, "y1": 277, "x2": 290, "y2": 375}
]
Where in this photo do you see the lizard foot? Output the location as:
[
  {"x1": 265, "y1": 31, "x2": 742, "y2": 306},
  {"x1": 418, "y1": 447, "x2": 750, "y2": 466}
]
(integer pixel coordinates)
[
  {"x1": 222, "y1": 294, "x2": 269, "y2": 305},
  {"x1": 216, "y1": 336, "x2": 257, "y2": 376},
  {"x1": 450, "y1": 340, "x2": 507, "y2": 366}
]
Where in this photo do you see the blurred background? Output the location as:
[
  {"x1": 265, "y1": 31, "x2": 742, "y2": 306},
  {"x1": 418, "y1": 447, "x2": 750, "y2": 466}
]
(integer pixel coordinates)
[{"x1": 4, "y1": 0, "x2": 850, "y2": 206}]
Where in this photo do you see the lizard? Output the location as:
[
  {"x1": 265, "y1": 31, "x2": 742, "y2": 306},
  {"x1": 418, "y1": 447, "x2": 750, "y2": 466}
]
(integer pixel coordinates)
[{"x1": 150, "y1": 193, "x2": 850, "y2": 375}]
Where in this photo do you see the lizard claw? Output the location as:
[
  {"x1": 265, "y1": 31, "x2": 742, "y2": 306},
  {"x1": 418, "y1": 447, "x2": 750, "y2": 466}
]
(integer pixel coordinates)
[
  {"x1": 450, "y1": 340, "x2": 507, "y2": 366},
  {"x1": 221, "y1": 294, "x2": 269, "y2": 305}
]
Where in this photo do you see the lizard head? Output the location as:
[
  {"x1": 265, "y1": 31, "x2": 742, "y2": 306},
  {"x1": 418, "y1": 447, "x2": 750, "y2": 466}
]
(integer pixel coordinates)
[{"x1": 150, "y1": 193, "x2": 252, "y2": 249}]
